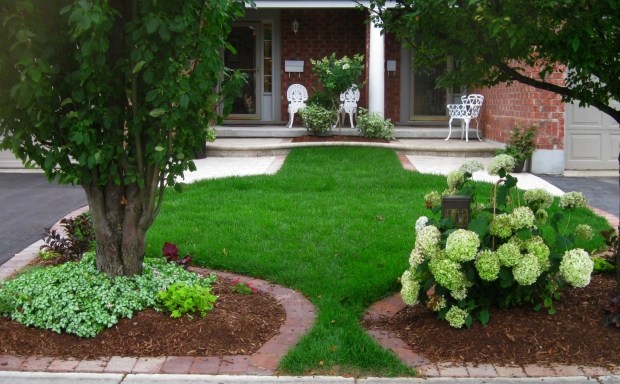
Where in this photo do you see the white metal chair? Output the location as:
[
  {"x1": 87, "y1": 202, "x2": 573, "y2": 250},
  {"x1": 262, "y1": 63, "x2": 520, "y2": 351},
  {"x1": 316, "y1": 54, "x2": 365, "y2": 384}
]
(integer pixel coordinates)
[
  {"x1": 445, "y1": 94, "x2": 484, "y2": 142},
  {"x1": 338, "y1": 86, "x2": 360, "y2": 128},
  {"x1": 286, "y1": 84, "x2": 308, "y2": 128}
]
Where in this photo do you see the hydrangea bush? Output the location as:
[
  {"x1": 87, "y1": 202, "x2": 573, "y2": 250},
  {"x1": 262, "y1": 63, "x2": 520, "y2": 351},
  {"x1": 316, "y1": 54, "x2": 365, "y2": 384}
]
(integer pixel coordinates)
[{"x1": 404, "y1": 156, "x2": 596, "y2": 328}]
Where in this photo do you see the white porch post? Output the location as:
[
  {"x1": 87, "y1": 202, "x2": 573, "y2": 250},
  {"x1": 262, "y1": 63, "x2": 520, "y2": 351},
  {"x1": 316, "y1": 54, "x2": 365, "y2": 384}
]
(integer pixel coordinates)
[{"x1": 368, "y1": 14, "x2": 385, "y2": 117}]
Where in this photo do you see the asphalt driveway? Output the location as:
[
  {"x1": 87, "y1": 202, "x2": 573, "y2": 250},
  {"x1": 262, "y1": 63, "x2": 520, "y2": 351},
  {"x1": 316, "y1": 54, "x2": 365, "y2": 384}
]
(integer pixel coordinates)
[{"x1": 0, "y1": 173, "x2": 87, "y2": 266}]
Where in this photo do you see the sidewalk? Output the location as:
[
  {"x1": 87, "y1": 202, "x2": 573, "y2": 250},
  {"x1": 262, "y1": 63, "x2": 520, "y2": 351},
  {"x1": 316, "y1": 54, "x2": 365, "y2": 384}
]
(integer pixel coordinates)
[{"x1": 1, "y1": 140, "x2": 618, "y2": 383}]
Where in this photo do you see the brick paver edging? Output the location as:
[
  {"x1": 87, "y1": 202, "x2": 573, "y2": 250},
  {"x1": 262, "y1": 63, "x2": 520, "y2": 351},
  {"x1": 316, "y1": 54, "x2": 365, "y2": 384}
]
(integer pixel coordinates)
[{"x1": 363, "y1": 293, "x2": 620, "y2": 378}]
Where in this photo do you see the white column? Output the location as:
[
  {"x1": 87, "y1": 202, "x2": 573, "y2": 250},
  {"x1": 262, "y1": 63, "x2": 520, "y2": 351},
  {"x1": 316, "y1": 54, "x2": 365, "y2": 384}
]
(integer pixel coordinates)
[{"x1": 368, "y1": 14, "x2": 385, "y2": 117}]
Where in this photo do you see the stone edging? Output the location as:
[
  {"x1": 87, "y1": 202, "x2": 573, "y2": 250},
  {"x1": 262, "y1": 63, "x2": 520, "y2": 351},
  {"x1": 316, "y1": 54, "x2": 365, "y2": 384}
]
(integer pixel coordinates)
[{"x1": 363, "y1": 293, "x2": 620, "y2": 378}]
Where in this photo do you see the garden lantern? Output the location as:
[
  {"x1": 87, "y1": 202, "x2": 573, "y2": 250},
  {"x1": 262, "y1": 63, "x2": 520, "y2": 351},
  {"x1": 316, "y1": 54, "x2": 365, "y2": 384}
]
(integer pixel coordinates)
[{"x1": 441, "y1": 195, "x2": 471, "y2": 228}]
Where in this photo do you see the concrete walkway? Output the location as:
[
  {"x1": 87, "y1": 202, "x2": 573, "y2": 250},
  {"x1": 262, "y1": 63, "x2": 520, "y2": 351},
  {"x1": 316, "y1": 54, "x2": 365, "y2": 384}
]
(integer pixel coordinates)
[{"x1": 1, "y1": 139, "x2": 618, "y2": 383}]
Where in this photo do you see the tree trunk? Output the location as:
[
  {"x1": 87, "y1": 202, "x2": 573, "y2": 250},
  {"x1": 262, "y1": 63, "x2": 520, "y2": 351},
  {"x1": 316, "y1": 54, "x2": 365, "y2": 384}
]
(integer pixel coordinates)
[{"x1": 83, "y1": 181, "x2": 148, "y2": 277}]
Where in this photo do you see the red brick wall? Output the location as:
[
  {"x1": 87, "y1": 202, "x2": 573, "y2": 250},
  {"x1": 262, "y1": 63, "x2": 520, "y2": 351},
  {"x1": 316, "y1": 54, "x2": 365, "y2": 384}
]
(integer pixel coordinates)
[
  {"x1": 281, "y1": 9, "x2": 367, "y2": 121},
  {"x1": 477, "y1": 66, "x2": 566, "y2": 150}
]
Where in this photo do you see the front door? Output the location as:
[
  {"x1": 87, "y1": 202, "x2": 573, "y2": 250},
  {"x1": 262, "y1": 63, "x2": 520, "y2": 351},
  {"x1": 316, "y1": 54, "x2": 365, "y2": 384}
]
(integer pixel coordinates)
[
  {"x1": 410, "y1": 60, "x2": 452, "y2": 121},
  {"x1": 225, "y1": 23, "x2": 261, "y2": 120}
]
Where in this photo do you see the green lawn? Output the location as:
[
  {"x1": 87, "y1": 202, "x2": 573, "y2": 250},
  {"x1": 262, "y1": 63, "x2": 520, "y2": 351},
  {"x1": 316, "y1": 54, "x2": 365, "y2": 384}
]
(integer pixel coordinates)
[{"x1": 147, "y1": 147, "x2": 611, "y2": 376}]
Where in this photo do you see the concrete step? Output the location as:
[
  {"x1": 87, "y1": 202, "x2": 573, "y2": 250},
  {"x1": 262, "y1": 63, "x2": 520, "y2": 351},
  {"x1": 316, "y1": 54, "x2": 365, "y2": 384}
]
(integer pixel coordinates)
[
  {"x1": 214, "y1": 125, "x2": 453, "y2": 139},
  {"x1": 205, "y1": 138, "x2": 500, "y2": 158}
]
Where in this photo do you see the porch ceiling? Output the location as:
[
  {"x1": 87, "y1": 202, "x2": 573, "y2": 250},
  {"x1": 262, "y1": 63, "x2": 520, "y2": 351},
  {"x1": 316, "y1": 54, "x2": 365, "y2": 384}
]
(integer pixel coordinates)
[{"x1": 252, "y1": 0, "x2": 394, "y2": 9}]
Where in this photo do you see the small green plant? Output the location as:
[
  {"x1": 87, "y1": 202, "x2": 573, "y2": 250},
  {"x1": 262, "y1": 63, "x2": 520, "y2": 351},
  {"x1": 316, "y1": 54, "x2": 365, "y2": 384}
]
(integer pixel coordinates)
[
  {"x1": 37, "y1": 249, "x2": 61, "y2": 261},
  {"x1": 592, "y1": 256, "x2": 616, "y2": 274},
  {"x1": 497, "y1": 125, "x2": 537, "y2": 165},
  {"x1": 231, "y1": 278, "x2": 257, "y2": 294},
  {"x1": 356, "y1": 108, "x2": 395, "y2": 140},
  {"x1": 157, "y1": 282, "x2": 217, "y2": 318},
  {"x1": 40, "y1": 212, "x2": 95, "y2": 263},
  {"x1": 299, "y1": 104, "x2": 337, "y2": 135}
]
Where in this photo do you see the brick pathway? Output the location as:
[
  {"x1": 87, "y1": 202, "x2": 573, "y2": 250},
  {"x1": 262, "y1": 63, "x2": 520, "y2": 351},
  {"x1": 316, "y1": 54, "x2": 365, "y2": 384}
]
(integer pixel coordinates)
[{"x1": 0, "y1": 268, "x2": 316, "y2": 375}]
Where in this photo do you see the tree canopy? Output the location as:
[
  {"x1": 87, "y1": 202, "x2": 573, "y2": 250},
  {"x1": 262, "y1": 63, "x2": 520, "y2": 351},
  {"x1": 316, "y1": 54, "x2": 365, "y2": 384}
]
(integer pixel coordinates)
[
  {"x1": 369, "y1": 0, "x2": 620, "y2": 123},
  {"x1": 0, "y1": 0, "x2": 247, "y2": 276}
]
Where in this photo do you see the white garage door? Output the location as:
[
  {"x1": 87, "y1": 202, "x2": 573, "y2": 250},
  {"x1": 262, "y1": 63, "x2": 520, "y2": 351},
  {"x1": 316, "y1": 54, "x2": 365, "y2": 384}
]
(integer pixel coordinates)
[{"x1": 565, "y1": 101, "x2": 620, "y2": 171}]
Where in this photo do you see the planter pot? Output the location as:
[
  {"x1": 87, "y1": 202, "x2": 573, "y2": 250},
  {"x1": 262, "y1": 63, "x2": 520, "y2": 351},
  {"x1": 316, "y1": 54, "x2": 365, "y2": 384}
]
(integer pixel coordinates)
[{"x1": 512, "y1": 158, "x2": 529, "y2": 173}]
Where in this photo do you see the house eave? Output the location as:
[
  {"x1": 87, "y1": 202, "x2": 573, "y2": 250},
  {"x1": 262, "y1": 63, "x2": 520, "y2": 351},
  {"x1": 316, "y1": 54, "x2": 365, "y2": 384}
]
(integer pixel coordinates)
[{"x1": 251, "y1": 0, "x2": 394, "y2": 9}]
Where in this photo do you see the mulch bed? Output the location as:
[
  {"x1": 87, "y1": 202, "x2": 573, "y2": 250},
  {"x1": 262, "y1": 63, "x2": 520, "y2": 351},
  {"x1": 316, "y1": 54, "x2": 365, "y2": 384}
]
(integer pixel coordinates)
[
  {"x1": 291, "y1": 135, "x2": 390, "y2": 143},
  {"x1": 364, "y1": 274, "x2": 620, "y2": 368},
  {"x1": 0, "y1": 277, "x2": 285, "y2": 359}
]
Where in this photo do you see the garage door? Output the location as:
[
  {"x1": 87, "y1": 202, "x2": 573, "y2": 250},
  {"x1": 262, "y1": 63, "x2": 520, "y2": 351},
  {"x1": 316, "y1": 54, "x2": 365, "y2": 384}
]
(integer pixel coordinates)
[{"x1": 565, "y1": 100, "x2": 620, "y2": 171}]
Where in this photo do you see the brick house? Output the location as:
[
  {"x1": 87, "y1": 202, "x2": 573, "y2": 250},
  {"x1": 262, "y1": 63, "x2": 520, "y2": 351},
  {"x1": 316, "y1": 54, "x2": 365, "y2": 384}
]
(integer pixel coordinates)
[{"x1": 224, "y1": 0, "x2": 619, "y2": 174}]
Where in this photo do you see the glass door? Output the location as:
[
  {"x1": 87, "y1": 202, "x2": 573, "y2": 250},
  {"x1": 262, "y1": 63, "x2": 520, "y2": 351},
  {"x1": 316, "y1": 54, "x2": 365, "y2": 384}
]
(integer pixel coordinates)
[
  {"x1": 225, "y1": 23, "x2": 261, "y2": 119},
  {"x1": 410, "y1": 59, "x2": 452, "y2": 121}
]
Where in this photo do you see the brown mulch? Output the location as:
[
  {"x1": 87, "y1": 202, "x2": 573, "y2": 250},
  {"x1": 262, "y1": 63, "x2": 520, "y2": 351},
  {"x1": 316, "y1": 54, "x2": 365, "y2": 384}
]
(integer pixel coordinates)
[
  {"x1": 364, "y1": 274, "x2": 620, "y2": 367},
  {"x1": 291, "y1": 135, "x2": 390, "y2": 143},
  {"x1": 0, "y1": 277, "x2": 285, "y2": 359}
]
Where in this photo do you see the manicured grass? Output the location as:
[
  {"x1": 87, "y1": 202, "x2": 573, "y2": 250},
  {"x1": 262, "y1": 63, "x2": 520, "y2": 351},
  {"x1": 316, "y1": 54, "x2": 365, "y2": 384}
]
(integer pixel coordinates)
[{"x1": 147, "y1": 147, "x2": 611, "y2": 376}]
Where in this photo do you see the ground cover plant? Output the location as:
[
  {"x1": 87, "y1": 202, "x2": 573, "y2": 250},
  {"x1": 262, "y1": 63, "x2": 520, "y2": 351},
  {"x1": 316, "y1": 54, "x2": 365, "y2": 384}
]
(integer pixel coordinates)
[{"x1": 147, "y1": 147, "x2": 611, "y2": 376}]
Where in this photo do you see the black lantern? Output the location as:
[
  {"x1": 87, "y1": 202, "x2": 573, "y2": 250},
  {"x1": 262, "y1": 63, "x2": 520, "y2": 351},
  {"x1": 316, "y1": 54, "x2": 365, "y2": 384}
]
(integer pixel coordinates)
[{"x1": 441, "y1": 195, "x2": 471, "y2": 228}]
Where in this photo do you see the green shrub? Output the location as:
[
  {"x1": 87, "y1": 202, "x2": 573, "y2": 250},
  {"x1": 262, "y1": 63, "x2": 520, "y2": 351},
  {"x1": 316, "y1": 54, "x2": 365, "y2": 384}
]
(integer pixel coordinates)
[
  {"x1": 40, "y1": 212, "x2": 95, "y2": 263},
  {"x1": 307, "y1": 89, "x2": 333, "y2": 110},
  {"x1": 356, "y1": 108, "x2": 395, "y2": 140},
  {"x1": 401, "y1": 156, "x2": 601, "y2": 328},
  {"x1": 157, "y1": 282, "x2": 217, "y2": 318},
  {"x1": 310, "y1": 53, "x2": 364, "y2": 110},
  {"x1": 0, "y1": 252, "x2": 216, "y2": 337},
  {"x1": 592, "y1": 256, "x2": 616, "y2": 274},
  {"x1": 299, "y1": 104, "x2": 337, "y2": 135}
]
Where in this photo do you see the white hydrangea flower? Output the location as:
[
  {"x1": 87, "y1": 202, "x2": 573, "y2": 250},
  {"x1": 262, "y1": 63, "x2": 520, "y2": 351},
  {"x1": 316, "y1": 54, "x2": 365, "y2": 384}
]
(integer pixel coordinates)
[
  {"x1": 559, "y1": 191, "x2": 588, "y2": 209},
  {"x1": 426, "y1": 295, "x2": 447, "y2": 312},
  {"x1": 429, "y1": 257, "x2": 468, "y2": 292},
  {"x1": 446, "y1": 170, "x2": 466, "y2": 193},
  {"x1": 510, "y1": 206, "x2": 536, "y2": 230},
  {"x1": 526, "y1": 236, "x2": 550, "y2": 271},
  {"x1": 416, "y1": 225, "x2": 441, "y2": 256},
  {"x1": 400, "y1": 270, "x2": 421, "y2": 305},
  {"x1": 445, "y1": 229, "x2": 480, "y2": 262},
  {"x1": 424, "y1": 191, "x2": 442, "y2": 209},
  {"x1": 559, "y1": 248, "x2": 593, "y2": 288},
  {"x1": 445, "y1": 305, "x2": 469, "y2": 328},
  {"x1": 450, "y1": 286, "x2": 468, "y2": 300},
  {"x1": 475, "y1": 250, "x2": 501, "y2": 281},
  {"x1": 459, "y1": 160, "x2": 484, "y2": 174},
  {"x1": 575, "y1": 224, "x2": 594, "y2": 241},
  {"x1": 524, "y1": 189, "x2": 554, "y2": 210},
  {"x1": 487, "y1": 154, "x2": 516, "y2": 175},
  {"x1": 497, "y1": 241, "x2": 522, "y2": 267},
  {"x1": 490, "y1": 214, "x2": 513, "y2": 239},
  {"x1": 513, "y1": 253, "x2": 541, "y2": 286},
  {"x1": 409, "y1": 248, "x2": 425, "y2": 267},
  {"x1": 415, "y1": 216, "x2": 429, "y2": 235}
]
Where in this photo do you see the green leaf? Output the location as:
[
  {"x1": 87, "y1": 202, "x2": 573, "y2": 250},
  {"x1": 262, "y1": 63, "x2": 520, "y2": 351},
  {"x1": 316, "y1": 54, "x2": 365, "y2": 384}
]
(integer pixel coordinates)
[
  {"x1": 478, "y1": 309, "x2": 490, "y2": 325},
  {"x1": 154, "y1": 145, "x2": 164, "y2": 152},
  {"x1": 132, "y1": 61, "x2": 146, "y2": 74},
  {"x1": 146, "y1": 18, "x2": 160, "y2": 34},
  {"x1": 179, "y1": 94, "x2": 189, "y2": 108},
  {"x1": 60, "y1": 98, "x2": 73, "y2": 107},
  {"x1": 149, "y1": 108, "x2": 166, "y2": 117}
]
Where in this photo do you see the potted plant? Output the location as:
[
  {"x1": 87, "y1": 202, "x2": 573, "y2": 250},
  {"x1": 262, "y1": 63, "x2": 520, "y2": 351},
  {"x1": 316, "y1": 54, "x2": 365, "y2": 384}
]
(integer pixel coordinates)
[{"x1": 497, "y1": 125, "x2": 537, "y2": 172}]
